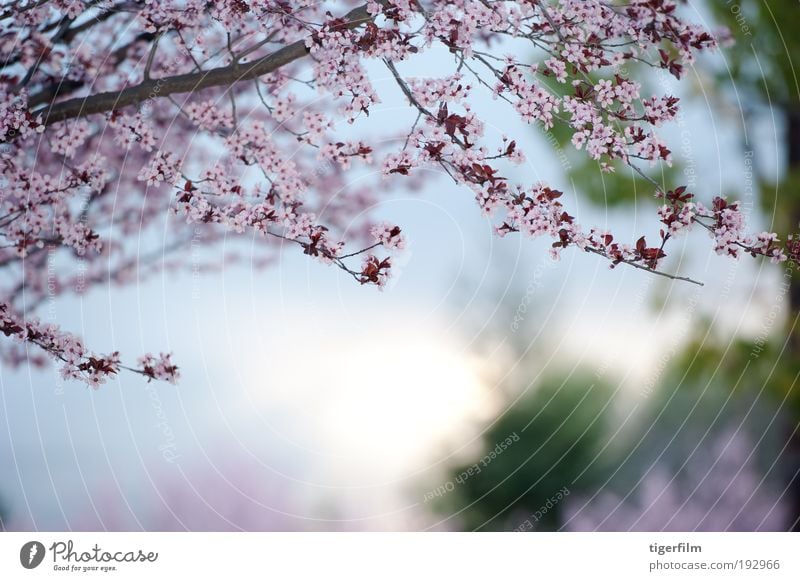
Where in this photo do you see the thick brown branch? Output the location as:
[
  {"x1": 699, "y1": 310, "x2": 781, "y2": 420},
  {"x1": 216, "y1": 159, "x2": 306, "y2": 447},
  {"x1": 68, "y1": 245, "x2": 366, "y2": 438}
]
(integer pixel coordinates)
[
  {"x1": 26, "y1": 31, "x2": 156, "y2": 108},
  {"x1": 30, "y1": 3, "x2": 375, "y2": 128}
]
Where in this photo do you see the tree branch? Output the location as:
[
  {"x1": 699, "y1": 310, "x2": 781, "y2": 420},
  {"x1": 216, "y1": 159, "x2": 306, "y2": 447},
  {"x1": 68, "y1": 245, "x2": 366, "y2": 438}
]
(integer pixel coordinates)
[
  {"x1": 28, "y1": 3, "x2": 377, "y2": 129},
  {"x1": 26, "y1": 31, "x2": 156, "y2": 108}
]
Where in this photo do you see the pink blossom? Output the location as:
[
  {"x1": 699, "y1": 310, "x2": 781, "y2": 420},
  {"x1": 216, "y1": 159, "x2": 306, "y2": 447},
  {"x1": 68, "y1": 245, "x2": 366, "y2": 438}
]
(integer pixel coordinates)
[
  {"x1": 0, "y1": 0, "x2": 790, "y2": 388},
  {"x1": 370, "y1": 222, "x2": 406, "y2": 250}
]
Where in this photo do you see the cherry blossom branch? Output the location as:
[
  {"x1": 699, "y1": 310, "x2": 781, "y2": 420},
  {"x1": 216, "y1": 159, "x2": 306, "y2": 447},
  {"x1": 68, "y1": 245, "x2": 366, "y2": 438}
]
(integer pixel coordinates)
[
  {"x1": 584, "y1": 247, "x2": 703, "y2": 286},
  {"x1": 24, "y1": 2, "x2": 380, "y2": 130},
  {"x1": 3, "y1": 0, "x2": 794, "y2": 389},
  {"x1": 1, "y1": 302, "x2": 178, "y2": 387}
]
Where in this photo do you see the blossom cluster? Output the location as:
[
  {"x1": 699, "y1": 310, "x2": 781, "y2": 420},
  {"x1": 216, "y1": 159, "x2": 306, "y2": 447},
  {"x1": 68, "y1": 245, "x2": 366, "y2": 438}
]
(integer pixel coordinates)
[
  {"x1": 0, "y1": 0, "x2": 794, "y2": 386},
  {"x1": 1, "y1": 302, "x2": 178, "y2": 387}
]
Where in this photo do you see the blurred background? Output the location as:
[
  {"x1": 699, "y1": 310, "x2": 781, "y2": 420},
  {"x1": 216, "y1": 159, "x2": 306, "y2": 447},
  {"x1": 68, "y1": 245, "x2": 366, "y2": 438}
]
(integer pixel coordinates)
[{"x1": 1, "y1": 0, "x2": 799, "y2": 532}]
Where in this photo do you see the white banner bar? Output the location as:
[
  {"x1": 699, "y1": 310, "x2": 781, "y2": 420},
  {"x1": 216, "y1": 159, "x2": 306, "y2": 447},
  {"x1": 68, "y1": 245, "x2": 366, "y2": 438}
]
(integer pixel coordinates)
[{"x1": 1, "y1": 533, "x2": 798, "y2": 580}]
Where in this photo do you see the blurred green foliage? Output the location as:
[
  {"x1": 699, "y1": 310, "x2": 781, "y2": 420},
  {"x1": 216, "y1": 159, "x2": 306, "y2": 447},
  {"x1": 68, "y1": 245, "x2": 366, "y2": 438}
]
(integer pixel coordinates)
[
  {"x1": 709, "y1": 1, "x2": 800, "y2": 103},
  {"x1": 441, "y1": 1, "x2": 800, "y2": 532},
  {"x1": 669, "y1": 318, "x2": 800, "y2": 417},
  {"x1": 0, "y1": 494, "x2": 7, "y2": 531},
  {"x1": 700, "y1": 0, "x2": 800, "y2": 409},
  {"x1": 707, "y1": 0, "x2": 800, "y2": 218},
  {"x1": 434, "y1": 373, "x2": 615, "y2": 531}
]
